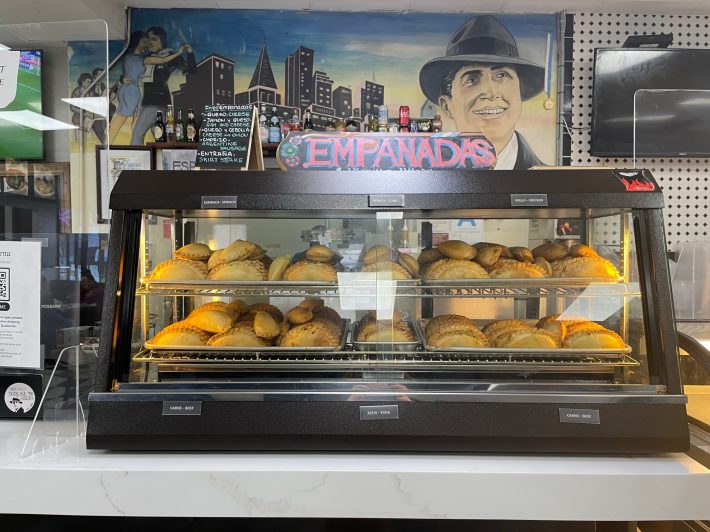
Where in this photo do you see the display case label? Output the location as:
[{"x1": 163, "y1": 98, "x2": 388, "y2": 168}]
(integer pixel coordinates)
[
  {"x1": 510, "y1": 194, "x2": 548, "y2": 207},
  {"x1": 162, "y1": 401, "x2": 202, "y2": 416},
  {"x1": 369, "y1": 194, "x2": 405, "y2": 207},
  {"x1": 559, "y1": 408, "x2": 600, "y2": 424},
  {"x1": 360, "y1": 405, "x2": 399, "y2": 420},
  {"x1": 201, "y1": 195, "x2": 238, "y2": 209}
]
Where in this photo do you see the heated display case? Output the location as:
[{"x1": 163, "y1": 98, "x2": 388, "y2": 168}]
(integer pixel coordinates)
[{"x1": 87, "y1": 169, "x2": 688, "y2": 452}]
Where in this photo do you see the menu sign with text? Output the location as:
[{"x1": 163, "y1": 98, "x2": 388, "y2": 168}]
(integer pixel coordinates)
[
  {"x1": 0, "y1": 241, "x2": 41, "y2": 369},
  {"x1": 196, "y1": 104, "x2": 262, "y2": 169}
]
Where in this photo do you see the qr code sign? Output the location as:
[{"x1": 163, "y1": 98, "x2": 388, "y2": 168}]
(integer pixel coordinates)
[{"x1": 0, "y1": 268, "x2": 9, "y2": 302}]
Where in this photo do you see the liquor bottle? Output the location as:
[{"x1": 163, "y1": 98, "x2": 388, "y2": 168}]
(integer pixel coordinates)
[
  {"x1": 268, "y1": 106, "x2": 282, "y2": 143},
  {"x1": 186, "y1": 109, "x2": 197, "y2": 142},
  {"x1": 280, "y1": 115, "x2": 291, "y2": 140},
  {"x1": 334, "y1": 117, "x2": 345, "y2": 132},
  {"x1": 175, "y1": 108, "x2": 186, "y2": 142},
  {"x1": 368, "y1": 114, "x2": 378, "y2": 133},
  {"x1": 152, "y1": 111, "x2": 166, "y2": 142},
  {"x1": 303, "y1": 110, "x2": 314, "y2": 131},
  {"x1": 410, "y1": 120, "x2": 419, "y2": 133},
  {"x1": 259, "y1": 105, "x2": 268, "y2": 141},
  {"x1": 377, "y1": 105, "x2": 388, "y2": 132},
  {"x1": 165, "y1": 104, "x2": 175, "y2": 142},
  {"x1": 290, "y1": 113, "x2": 301, "y2": 132},
  {"x1": 432, "y1": 114, "x2": 443, "y2": 133},
  {"x1": 398, "y1": 105, "x2": 410, "y2": 132},
  {"x1": 325, "y1": 118, "x2": 336, "y2": 132},
  {"x1": 345, "y1": 117, "x2": 358, "y2": 132}
]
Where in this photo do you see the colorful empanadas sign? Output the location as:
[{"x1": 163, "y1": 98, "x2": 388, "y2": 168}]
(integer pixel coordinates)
[{"x1": 276, "y1": 132, "x2": 496, "y2": 171}]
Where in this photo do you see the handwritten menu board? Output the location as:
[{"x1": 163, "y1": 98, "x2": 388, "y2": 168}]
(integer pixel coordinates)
[{"x1": 196, "y1": 105, "x2": 256, "y2": 168}]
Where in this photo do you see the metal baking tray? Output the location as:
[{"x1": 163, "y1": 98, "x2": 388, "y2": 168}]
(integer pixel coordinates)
[
  {"x1": 423, "y1": 276, "x2": 624, "y2": 287},
  {"x1": 143, "y1": 319, "x2": 349, "y2": 353},
  {"x1": 350, "y1": 320, "x2": 422, "y2": 352},
  {"x1": 141, "y1": 278, "x2": 339, "y2": 288},
  {"x1": 415, "y1": 319, "x2": 632, "y2": 356}
]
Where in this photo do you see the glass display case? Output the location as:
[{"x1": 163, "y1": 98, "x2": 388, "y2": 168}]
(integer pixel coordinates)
[{"x1": 87, "y1": 168, "x2": 688, "y2": 452}]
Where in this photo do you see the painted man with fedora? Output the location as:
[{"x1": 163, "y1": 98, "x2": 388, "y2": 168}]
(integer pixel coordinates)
[{"x1": 420, "y1": 15, "x2": 546, "y2": 169}]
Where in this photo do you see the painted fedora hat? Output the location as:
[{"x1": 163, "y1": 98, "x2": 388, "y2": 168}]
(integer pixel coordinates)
[{"x1": 419, "y1": 15, "x2": 545, "y2": 103}]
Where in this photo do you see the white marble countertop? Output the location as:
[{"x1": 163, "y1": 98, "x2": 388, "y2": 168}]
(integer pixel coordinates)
[{"x1": 1, "y1": 419, "x2": 710, "y2": 520}]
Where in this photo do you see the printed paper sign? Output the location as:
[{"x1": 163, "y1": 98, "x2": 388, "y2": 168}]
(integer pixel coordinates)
[
  {"x1": 0, "y1": 241, "x2": 41, "y2": 369},
  {"x1": 0, "y1": 51, "x2": 20, "y2": 109}
]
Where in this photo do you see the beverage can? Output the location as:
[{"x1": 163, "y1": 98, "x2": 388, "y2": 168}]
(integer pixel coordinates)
[{"x1": 399, "y1": 105, "x2": 410, "y2": 126}]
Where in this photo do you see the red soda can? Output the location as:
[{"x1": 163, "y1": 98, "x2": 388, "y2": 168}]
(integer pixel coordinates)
[{"x1": 399, "y1": 105, "x2": 410, "y2": 126}]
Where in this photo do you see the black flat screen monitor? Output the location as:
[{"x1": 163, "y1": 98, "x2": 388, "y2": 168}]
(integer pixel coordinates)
[
  {"x1": 591, "y1": 48, "x2": 710, "y2": 157},
  {"x1": 0, "y1": 50, "x2": 44, "y2": 161}
]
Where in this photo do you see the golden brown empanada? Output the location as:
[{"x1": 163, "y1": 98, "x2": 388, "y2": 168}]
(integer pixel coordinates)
[
  {"x1": 551, "y1": 256, "x2": 619, "y2": 278},
  {"x1": 363, "y1": 245, "x2": 396, "y2": 265},
  {"x1": 437, "y1": 240, "x2": 477, "y2": 260},
  {"x1": 151, "y1": 259, "x2": 208, "y2": 280},
  {"x1": 474, "y1": 246, "x2": 503, "y2": 268},
  {"x1": 254, "y1": 310, "x2": 280, "y2": 339},
  {"x1": 208, "y1": 323, "x2": 271, "y2": 347},
  {"x1": 563, "y1": 329, "x2": 626, "y2": 349},
  {"x1": 149, "y1": 321, "x2": 211, "y2": 346},
  {"x1": 397, "y1": 252, "x2": 419, "y2": 276},
  {"x1": 208, "y1": 260, "x2": 267, "y2": 281},
  {"x1": 360, "y1": 260, "x2": 412, "y2": 280},
  {"x1": 532, "y1": 242, "x2": 568, "y2": 262},
  {"x1": 267, "y1": 254, "x2": 291, "y2": 281},
  {"x1": 493, "y1": 328, "x2": 560, "y2": 348},
  {"x1": 283, "y1": 261, "x2": 338, "y2": 282},
  {"x1": 306, "y1": 244, "x2": 335, "y2": 263},
  {"x1": 185, "y1": 302, "x2": 235, "y2": 333},
  {"x1": 174, "y1": 242, "x2": 212, "y2": 262},
  {"x1": 488, "y1": 260, "x2": 546, "y2": 278},
  {"x1": 220, "y1": 239, "x2": 258, "y2": 263},
  {"x1": 280, "y1": 322, "x2": 340, "y2": 347},
  {"x1": 424, "y1": 259, "x2": 489, "y2": 280}
]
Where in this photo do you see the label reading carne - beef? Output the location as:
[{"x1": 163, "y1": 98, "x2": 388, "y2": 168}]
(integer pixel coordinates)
[{"x1": 196, "y1": 104, "x2": 253, "y2": 168}]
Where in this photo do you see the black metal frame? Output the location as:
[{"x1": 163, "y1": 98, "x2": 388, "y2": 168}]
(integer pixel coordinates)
[{"x1": 88, "y1": 169, "x2": 688, "y2": 452}]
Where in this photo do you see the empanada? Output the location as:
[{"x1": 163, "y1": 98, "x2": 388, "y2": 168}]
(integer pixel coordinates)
[
  {"x1": 149, "y1": 322, "x2": 211, "y2": 347},
  {"x1": 361, "y1": 260, "x2": 412, "y2": 280},
  {"x1": 437, "y1": 240, "x2": 476, "y2": 260},
  {"x1": 488, "y1": 260, "x2": 546, "y2": 278},
  {"x1": 254, "y1": 310, "x2": 280, "y2": 339},
  {"x1": 174, "y1": 242, "x2": 212, "y2": 262},
  {"x1": 220, "y1": 239, "x2": 258, "y2": 263},
  {"x1": 208, "y1": 323, "x2": 271, "y2": 347},
  {"x1": 532, "y1": 242, "x2": 568, "y2": 262},
  {"x1": 563, "y1": 329, "x2": 626, "y2": 349},
  {"x1": 552, "y1": 256, "x2": 619, "y2": 278},
  {"x1": 267, "y1": 254, "x2": 292, "y2": 281},
  {"x1": 493, "y1": 328, "x2": 560, "y2": 348},
  {"x1": 363, "y1": 245, "x2": 396, "y2": 265},
  {"x1": 208, "y1": 260, "x2": 267, "y2": 281},
  {"x1": 185, "y1": 302, "x2": 235, "y2": 333},
  {"x1": 306, "y1": 245, "x2": 335, "y2": 263},
  {"x1": 280, "y1": 322, "x2": 340, "y2": 347},
  {"x1": 151, "y1": 259, "x2": 208, "y2": 280},
  {"x1": 474, "y1": 246, "x2": 503, "y2": 268},
  {"x1": 283, "y1": 261, "x2": 338, "y2": 282},
  {"x1": 397, "y1": 252, "x2": 419, "y2": 276},
  {"x1": 424, "y1": 259, "x2": 489, "y2": 280}
]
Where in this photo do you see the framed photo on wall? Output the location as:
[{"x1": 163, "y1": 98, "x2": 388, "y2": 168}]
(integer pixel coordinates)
[
  {"x1": 32, "y1": 163, "x2": 71, "y2": 233},
  {"x1": 96, "y1": 146, "x2": 154, "y2": 223}
]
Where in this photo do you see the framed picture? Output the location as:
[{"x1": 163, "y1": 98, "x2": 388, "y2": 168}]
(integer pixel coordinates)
[
  {"x1": 160, "y1": 148, "x2": 197, "y2": 171},
  {"x1": 0, "y1": 163, "x2": 71, "y2": 232},
  {"x1": 32, "y1": 163, "x2": 71, "y2": 233},
  {"x1": 96, "y1": 145, "x2": 154, "y2": 223},
  {"x1": 1, "y1": 161, "x2": 29, "y2": 196},
  {"x1": 554, "y1": 219, "x2": 582, "y2": 239}
]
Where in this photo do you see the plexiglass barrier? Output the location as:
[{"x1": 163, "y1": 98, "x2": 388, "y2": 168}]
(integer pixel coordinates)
[{"x1": 0, "y1": 21, "x2": 109, "y2": 455}]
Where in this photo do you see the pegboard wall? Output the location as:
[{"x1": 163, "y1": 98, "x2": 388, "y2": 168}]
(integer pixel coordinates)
[{"x1": 569, "y1": 13, "x2": 710, "y2": 250}]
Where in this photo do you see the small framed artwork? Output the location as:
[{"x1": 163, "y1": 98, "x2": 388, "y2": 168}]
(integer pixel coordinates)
[
  {"x1": 32, "y1": 163, "x2": 71, "y2": 233},
  {"x1": 554, "y1": 219, "x2": 582, "y2": 239},
  {"x1": 2, "y1": 165, "x2": 29, "y2": 196},
  {"x1": 96, "y1": 145, "x2": 154, "y2": 223}
]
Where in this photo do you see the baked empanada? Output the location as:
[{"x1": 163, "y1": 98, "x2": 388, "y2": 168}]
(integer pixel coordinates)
[
  {"x1": 220, "y1": 239, "x2": 258, "y2": 263},
  {"x1": 424, "y1": 259, "x2": 489, "y2": 280},
  {"x1": 151, "y1": 259, "x2": 208, "y2": 280},
  {"x1": 360, "y1": 260, "x2": 412, "y2": 280},
  {"x1": 280, "y1": 322, "x2": 340, "y2": 347},
  {"x1": 551, "y1": 256, "x2": 619, "y2": 278},
  {"x1": 436, "y1": 240, "x2": 477, "y2": 260},
  {"x1": 267, "y1": 254, "x2": 292, "y2": 281},
  {"x1": 283, "y1": 261, "x2": 338, "y2": 282},
  {"x1": 149, "y1": 322, "x2": 211, "y2": 347},
  {"x1": 174, "y1": 243, "x2": 212, "y2": 262},
  {"x1": 208, "y1": 260, "x2": 267, "y2": 281}
]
